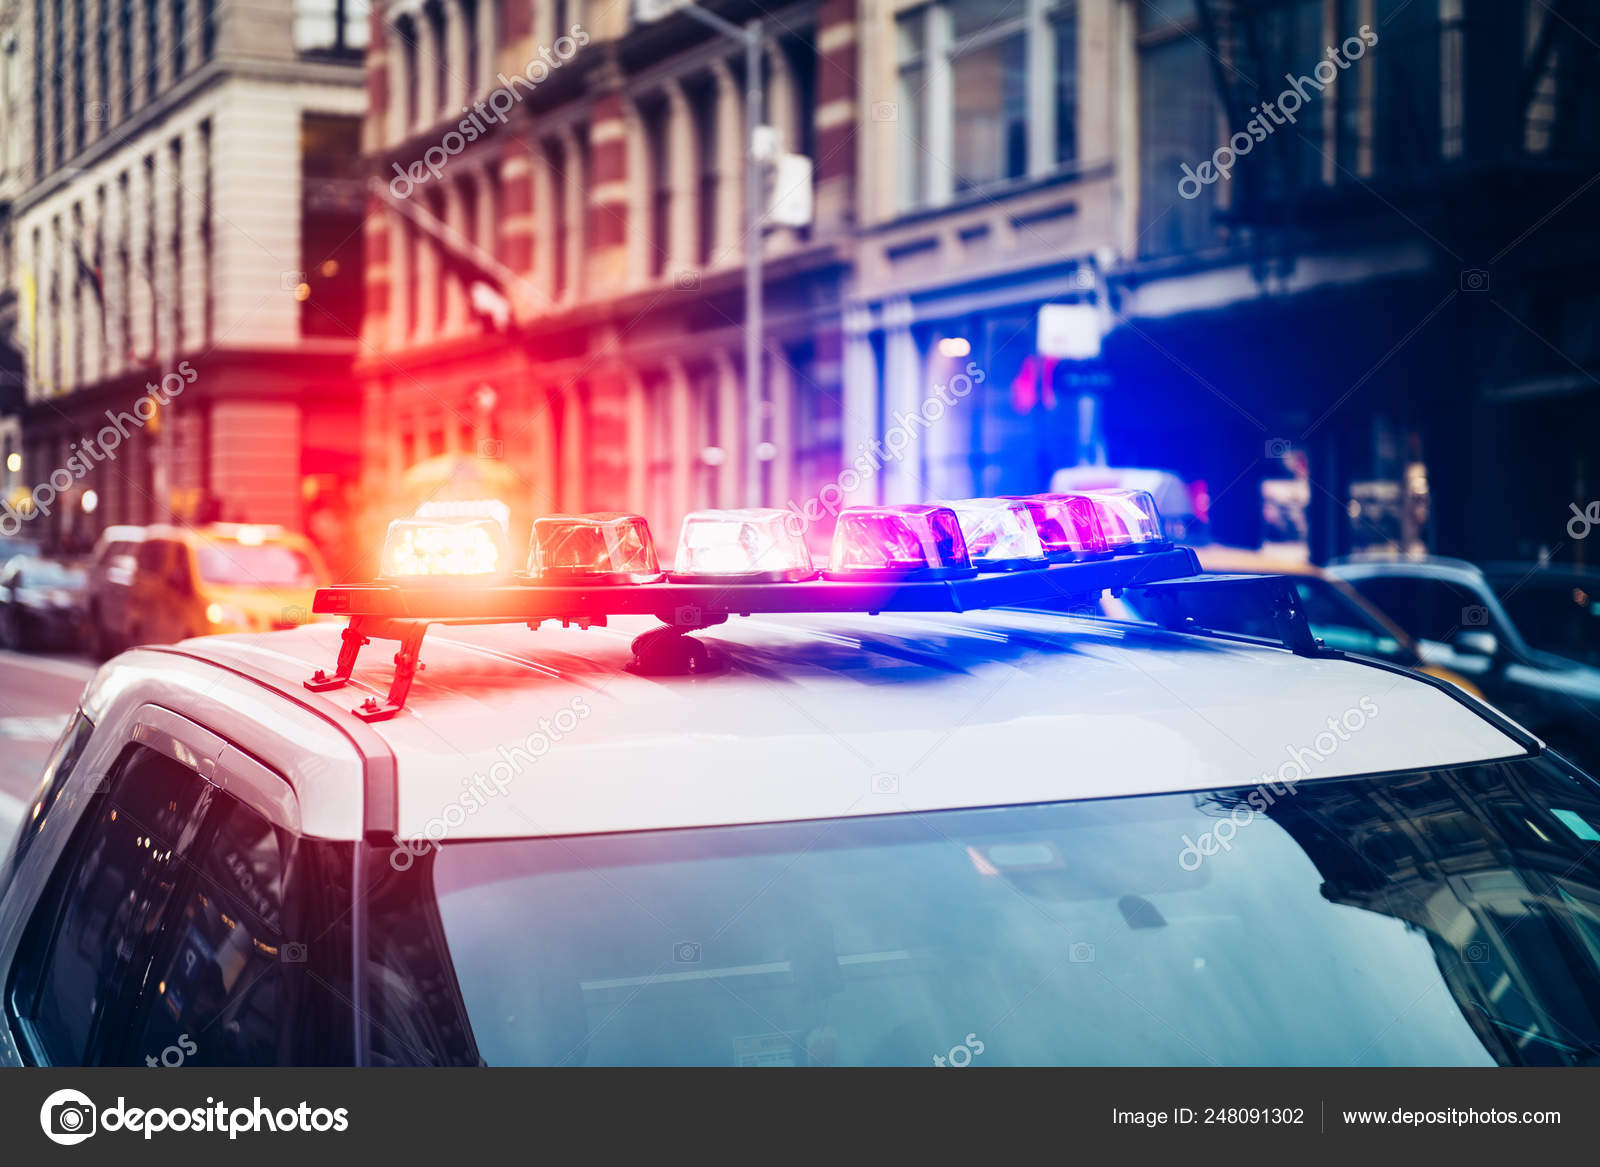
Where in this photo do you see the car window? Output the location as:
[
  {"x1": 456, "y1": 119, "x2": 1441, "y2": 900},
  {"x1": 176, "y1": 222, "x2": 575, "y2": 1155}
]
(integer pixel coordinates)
[
  {"x1": 1345, "y1": 576, "x2": 1484, "y2": 644},
  {"x1": 136, "y1": 540, "x2": 171, "y2": 574},
  {"x1": 116, "y1": 792, "x2": 351, "y2": 1067},
  {"x1": 0, "y1": 711, "x2": 95, "y2": 886},
  {"x1": 195, "y1": 543, "x2": 319, "y2": 588},
  {"x1": 1495, "y1": 578, "x2": 1600, "y2": 667},
  {"x1": 9, "y1": 744, "x2": 213, "y2": 1065},
  {"x1": 1289, "y1": 578, "x2": 1407, "y2": 658}
]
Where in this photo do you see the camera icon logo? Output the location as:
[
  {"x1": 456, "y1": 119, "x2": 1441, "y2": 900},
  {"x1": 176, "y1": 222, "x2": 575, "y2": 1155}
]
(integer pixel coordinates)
[
  {"x1": 673, "y1": 941, "x2": 701, "y2": 963},
  {"x1": 280, "y1": 270, "x2": 307, "y2": 291},
  {"x1": 673, "y1": 270, "x2": 701, "y2": 290},
  {"x1": 87, "y1": 102, "x2": 107, "y2": 123},
  {"x1": 280, "y1": 605, "x2": 308, "y2": 626},
  {"x1": 477, "y1": 438, "x2": 504, "y2": 459},
  {"x1": 674, "y1": 604, "x2": 703, "y2": 627},
  {"x1": 1264, "y1": 438, "x2": 1292, "y2": 459},
  {"x1": 1461, "y1": 605, "x2": 1489, "y2": 627},
  {"x1": 871, "y1": 101, "x2": 898, "y2": 121},
  {"x1": 1069, "y1": 941, "x2": 1096, "y2": 963},
  {"x1": 1464, "y1": 941, "x2": 1490, "y2": 963},
  {"x1": 1460, "y1": 268, "x2": 1490, "y2": 292},
  {"x1": 40, "y1": 1089, "x2": 97, "y2": 1145},
  {"x1": 870, "y1": 773, "x2": 900, "y2": 795},
  {"x1": 280, "y1": 941, "x2": 308, "y2": 963}
]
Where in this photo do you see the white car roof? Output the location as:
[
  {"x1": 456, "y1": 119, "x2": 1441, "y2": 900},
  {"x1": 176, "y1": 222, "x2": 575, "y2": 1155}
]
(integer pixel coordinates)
[{"x1": 168, "y1": 610, "x2": 1528, "y2": 844}]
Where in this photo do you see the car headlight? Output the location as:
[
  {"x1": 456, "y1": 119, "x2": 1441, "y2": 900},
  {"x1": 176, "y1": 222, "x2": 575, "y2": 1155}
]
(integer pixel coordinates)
[{"x1": 206, "y1": 602, "x2": 250, "y2": 628}]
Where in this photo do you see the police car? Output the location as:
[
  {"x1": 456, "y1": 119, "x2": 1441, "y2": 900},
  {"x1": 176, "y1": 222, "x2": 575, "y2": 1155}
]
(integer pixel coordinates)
[{"x1": 2, "y1": 493, "x2": 1599, "y2": 1067}]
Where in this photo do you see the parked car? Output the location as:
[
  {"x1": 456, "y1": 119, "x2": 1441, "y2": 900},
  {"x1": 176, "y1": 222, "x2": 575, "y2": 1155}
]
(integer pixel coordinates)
[
  {"x1": 84, "y1": 524, "x2": 145, "y2": 657},
  {"x1": 1481, "y1": 562, "x2": 1600, "y2": 671},
  {"x1": 0, "y1": 555, "x2": 88, "y2": 651},
  {"x1": 124, "y1": 523, "x2": 329, "y2": 645},
  {"x1": 1110, "y1": 546, "x2": 1483, "y2": 697},
  {"x1": 1329, "y1": 556, "x2": 1600, "y2": 773},
  {"x1": 0, "y1": 535, "x2": 41, "y2": 562}
]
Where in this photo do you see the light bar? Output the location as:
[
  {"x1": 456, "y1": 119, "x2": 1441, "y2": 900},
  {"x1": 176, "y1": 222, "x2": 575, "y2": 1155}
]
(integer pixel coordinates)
[
  {"x1": 672, "y1": 508, "x2": 818, "y2": 582},
  {"x1": 1082, "y1": 489, "x2": 1168, "y2": 553},
  {"x1": 825, "y1": 504, "x2": 976, "y2": 580},
  {"x1": 379, "y1": 517, "x2": 508, "y2": 579},
  {"x1": 936, "y1": 498, "x2": 1049, "y2": 571},
  {"x1": 529, "y1": 512, "x2": 662, "y2": 583},
  {"x1": 1004, "y1": 494, "x2": 1110, "y2": 561}
]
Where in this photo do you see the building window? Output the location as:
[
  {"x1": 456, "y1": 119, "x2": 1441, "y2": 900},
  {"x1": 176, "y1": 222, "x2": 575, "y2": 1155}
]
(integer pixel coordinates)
[
  {"x1": 143, "y1": 153, "x2": 156, "y2": 358},
  {"x1": 1052, "y1": 0, "x2": 1078, "y2": 168},
  {"x1": 293, "y1": 0, "x2": 371, "y2": 56},
  {"x1": 948, "y1": 0, "x2": 1028, "y2": 193},
  {"x1": 545, "y1": 137, "x2": 568, "y2": 299},
  {"x1": 424, "y1": 0, "x2": 448, "y2": 114},
  {"x1": 173, "y1": 0, "x2": 187, "y2": 74},
  {"x1": 641, "y1": 95, "x2": 671, "y2": 278},
  {"x1": 145, "y1": 0, "x2": 160, "y2": 101},
  {"x1": 202, "y1": 0, "x2": 216, "y2": 58},
  {"x1": 688, "y1": 76, "x2": 718, "y2": 266},
  {"x1": 199, "y1": 120, "x2": 213, "y2": 345},
  {"x1": 116, "y1": 171, "x2": 131, "y2": 362},
  {"x1": 895, "y1": 10, "x2": 927, "y2": 210},
  {"x1": 461, "y1": 0, "x2": 479, "y2": 91},
  {"x1": 895, "y1": 0, "x2": 1078, "y2": 209},
  {"x1": 395, "y1": 13, "x2": 419, "y2": 129},
  {"x1": 70, "y1": 0, "x2": 84, "y2": 155},
  {"x1": 170, "y1": 136, "x2": 183, "y2": 353},
  {"x1": 120, "y1": 0, "x2": 134, "y2": 116},
  {"x1": 96, "y1": 17, "x2": 110, "y2": 131}
]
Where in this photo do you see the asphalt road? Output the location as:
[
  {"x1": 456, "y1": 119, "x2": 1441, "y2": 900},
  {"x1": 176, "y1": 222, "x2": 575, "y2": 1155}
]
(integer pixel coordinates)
[{"x1": 0, "y1": 649, "x2": 98, "y2": 844}]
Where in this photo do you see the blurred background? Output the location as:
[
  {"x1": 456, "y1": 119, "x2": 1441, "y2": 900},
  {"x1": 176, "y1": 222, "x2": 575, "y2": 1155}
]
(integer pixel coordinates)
[{"x1": 0, "y1": 0, "x2": 1597, "y2": 616}]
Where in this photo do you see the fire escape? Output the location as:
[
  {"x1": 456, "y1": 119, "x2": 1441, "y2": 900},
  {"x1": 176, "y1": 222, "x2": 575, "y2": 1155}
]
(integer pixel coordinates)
[{"x1": 1189, "y1": 0, "x2": 1600, "y2": 286}]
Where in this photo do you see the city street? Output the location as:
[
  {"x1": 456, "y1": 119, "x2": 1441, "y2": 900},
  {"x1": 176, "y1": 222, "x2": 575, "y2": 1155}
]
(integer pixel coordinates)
[{"x1": 0, "y1": 649, "x2": 94, "y2": 842}]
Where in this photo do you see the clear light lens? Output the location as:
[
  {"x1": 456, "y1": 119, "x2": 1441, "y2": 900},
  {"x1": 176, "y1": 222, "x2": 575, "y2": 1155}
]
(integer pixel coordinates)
[
  {"x1": 380, "y1": 517, "x2": 507, "y2": 578},
  {"x1": 529, "y1": 513, "x2": 661, "y2": 582},
  {"x1": 1006, "y1": 493, "x2": 1110, "y2": 559},
  {"x1": 936, "y1": 498, "x2": 1048, "y2": 569},
  {"x1": 1081, "y1": 489, "x2": 1165, "y2": 550},
  {"x1": 673, "y1": 508, "x2": 817, "y2": 580},
  {"x1": 827, "y1": 505, "x2": 972, "y2": 577}
]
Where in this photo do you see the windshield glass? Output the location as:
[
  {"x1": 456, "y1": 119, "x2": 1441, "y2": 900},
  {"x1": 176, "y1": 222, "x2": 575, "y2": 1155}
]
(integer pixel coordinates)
[
  {"x1": 414, "y1": 753, "x2": 1600, "y2": 1067},
  {"x1": 195, "y1": 541, "x2": 318, "y2": 587},
  {"x1": 22, "y1": 562, "x2": 85, "y2": 588}
]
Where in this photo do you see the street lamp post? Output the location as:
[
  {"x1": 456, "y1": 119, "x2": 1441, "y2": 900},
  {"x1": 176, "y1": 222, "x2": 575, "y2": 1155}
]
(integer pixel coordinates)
[{"x1": 652, "y1": 3, "x2": 766, "y2": 508}]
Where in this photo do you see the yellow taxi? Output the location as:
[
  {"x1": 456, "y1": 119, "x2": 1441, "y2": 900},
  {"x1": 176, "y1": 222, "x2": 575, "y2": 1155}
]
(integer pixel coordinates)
[{"x1": 124, "y1": 523, "x2": 330, "y2": 644}]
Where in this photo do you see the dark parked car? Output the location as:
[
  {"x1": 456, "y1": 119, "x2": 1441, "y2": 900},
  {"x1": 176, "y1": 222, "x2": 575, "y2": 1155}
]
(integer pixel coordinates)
[
  {"x1": 1329, "y1": 556, "x2": 1600, "y2": 773},
  {"x1": 1483, "y1": 562, "x2": 1600, "y2": 671},
  {"x1": 0, "y1": 556, "x2": 88, "y2": 651}
]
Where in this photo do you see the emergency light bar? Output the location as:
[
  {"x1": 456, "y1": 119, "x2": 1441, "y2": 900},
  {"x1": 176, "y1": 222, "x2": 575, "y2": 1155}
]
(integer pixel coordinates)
[{"x1": 307, "y1": 489, "x2": 1199, "y2": 719}]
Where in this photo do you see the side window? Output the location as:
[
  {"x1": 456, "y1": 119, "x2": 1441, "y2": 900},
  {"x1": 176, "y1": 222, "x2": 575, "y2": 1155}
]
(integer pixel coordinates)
[
  {"x1": 1352, "y1": 578, "x2": 1466, "y2": 644},
  {"x1": 1, "y1": 711, "x2": 96, "y2": 886},
  {"x1": 136, "y1": 540, "x2": 169, "y2": 575},
  {"x1": 168, "y1": 547, "x2": 195, "y2": 593},
  {"x1": 9, "y1": 745, "x2": 213, "y2": 1065},
  {"x1": 119, "y1": 792, "x2": 340, "y2": 1067},
  {"x1": 9, "y1": 740, "x2": 356, "y2": 1066}
]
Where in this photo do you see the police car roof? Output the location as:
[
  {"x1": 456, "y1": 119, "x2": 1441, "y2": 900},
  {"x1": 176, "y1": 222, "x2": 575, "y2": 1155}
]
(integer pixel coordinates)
[{"x1": 168, "y1": 609, "x2": 1528, "y2": 844}]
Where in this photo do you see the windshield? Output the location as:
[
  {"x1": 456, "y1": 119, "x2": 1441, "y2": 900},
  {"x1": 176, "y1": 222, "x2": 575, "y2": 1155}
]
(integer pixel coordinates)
[
  {"x1": 409, "y1": 753, "x2": 1600, "y2": 1067},
  {"x1": 195, "y1": 541, "x2": 319, "y2": 587},
  {"x1": 1495, "y1": 577, "x2": 1600, "y2": 668},
  {"x1": 21, "y1": 562, "x2": 85, "y2": 588}
]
